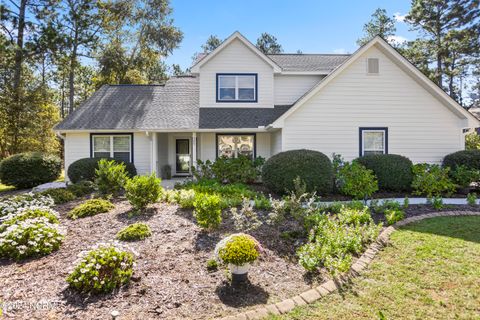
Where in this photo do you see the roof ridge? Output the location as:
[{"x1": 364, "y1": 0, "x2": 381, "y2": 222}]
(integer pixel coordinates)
[{"x1": 267, "y1": 53, "x2": 351, "y2": 56}]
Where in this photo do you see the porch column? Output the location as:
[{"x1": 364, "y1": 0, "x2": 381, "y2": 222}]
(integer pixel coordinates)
[
  {"x1": 152, "y1": 132, "x2": 158, "y2": 176},
  {"x1": 192, "y1": 132, "x2": 197, "y2": 171}
]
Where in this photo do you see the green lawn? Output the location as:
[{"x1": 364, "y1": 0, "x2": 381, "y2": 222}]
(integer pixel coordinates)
[
  {"x1": 270, "y1": 216, "x2": 480, "y2": 320},
  {"x1": 0, "y1": 182, "x2": 14, "y2": 192}
]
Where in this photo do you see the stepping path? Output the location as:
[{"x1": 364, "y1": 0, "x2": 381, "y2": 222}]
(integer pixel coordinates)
[{"x1": 219, "y1": 210, "x2": 480, "y2": 320}]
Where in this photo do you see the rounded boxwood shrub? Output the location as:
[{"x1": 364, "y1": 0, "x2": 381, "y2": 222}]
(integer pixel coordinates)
[
  {"x1": 261, "y1": 149, "x2": 333, "y2": 195},
  {"x1": 356, "y1": 154, "x2": 413, "y2": 191},
  {"x1": 443, "y1": 150, "x2": 480, "y2": 170},
  {"x1": 66, "y1": 242, "x2": 135, "y2": 293},
  {"x1": 0, "y1": 152, "x2": 62, "y2": 189},
  {"x1": 214, "y1": 233, "x2": 262, "y2": 266},
  {"x1": 116, "y1": 223, "x2": 152, "y2": 241},
  {"x1": 68, "y1": 199, "x2": 114, "y2": 219},
  {"x1": 67, "y1": 158, "x2": 137, "y2": 184}
]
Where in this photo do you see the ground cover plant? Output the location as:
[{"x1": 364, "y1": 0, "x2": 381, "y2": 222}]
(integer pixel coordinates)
[
  {"x1": 116, "y1": 223, "x2": 152, "y2": 241},
  {"x1": 68, "y1": 198, "x2": 114, "y2": 219},
  {"x1": 40, "y1": 188, "x2": 76, "y2": 204}
]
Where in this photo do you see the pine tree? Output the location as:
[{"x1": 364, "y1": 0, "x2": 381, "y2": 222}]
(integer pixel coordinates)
[{"x1": 357, "y1": 8, "x2": 397, "y2": 46}]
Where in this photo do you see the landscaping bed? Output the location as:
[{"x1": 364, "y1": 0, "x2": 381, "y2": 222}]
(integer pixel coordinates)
[{"x1": 0, "y1": 199, "x2": 314, "y2": 320}]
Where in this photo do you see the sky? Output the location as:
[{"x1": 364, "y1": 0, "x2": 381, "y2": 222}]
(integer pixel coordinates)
[{"x1": 165, "y1": 0, "x2": 417, "y2": 70}]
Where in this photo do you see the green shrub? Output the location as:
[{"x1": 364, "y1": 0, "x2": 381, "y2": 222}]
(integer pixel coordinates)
[
  {"x1": 67, "y1": 157, "x2": 136, "y2": 184},
  {"x1": 403, "y1": 197, "x2": 409, "y2": 209},
  {"x1": 215, "y1": 233, "x2": 261, "y2": 266},
  {"x1": 443, "y1": 150, "x2": 480, "y2": 170},
  {"x1": 412, "y1": 164, "x2": 456, "y2": 198},
  {"x1": 371, "y1": 199, "x2": 402, "y2": 214},
  {"x1": 449, "y1": 165, "x2": 480, "y2": 188},
  {"x1": 175, "y1": 189, "x2": 196, "y2": 209},
  {"x1": 356, "y1": 154, "x2": 413, "y2": 191},
  {"x1": 68, "y1": 199, "x2": 114, "y2": 219},
  {"x1": 206, "y1": 258, "x2": 218, "y2": 271},
  {"x1": 95, "y1": 159, "x2": 128, "y2": 196},
  {"x1": 0, "y1": 152, "x2": 61, "y2": 188},
  {"x1": 192, "y1": 160, "x2": 214, "y2": 180},
  {"x1": 116, "y1": 223, "x2": 152, "y2": 241},
  {"x1": 193, "y1": 193, "x2": 222, "y2": 229},
  {"x1": 465, "y1": 132, "x2": 480, "y2": 150},
  {"x1": 66, "y1": 242, "x2": 135, "y2": 293},
  {"x1": 67, "y1": 181, "x2": 96, "y2": 197},
  {"x1": 262, "y1": 149, "x2": 333, "y2": 195},
  {"x1": 337, "y1": 161, "x2": 378, "y2": 200},
  {"x1": 384, "y1": 208, "x2": 405, "y2": 225},
  {"x1": 124, "y1": 174, "x2": 162, "y2": 212},
  {"x1": 337, "y1": 207, "x2": 372, "y2": 226},
  {"x1": 467, "y1": 193, "x2": 477, "y2": 206},
  {"x1": 211, "y1": 156, "x2": 265, "y2": 184},
  {"x1": 40, "y1": 188, "x2": 76, "y2": 204},
  {"x1": 230, "y1": 198, "x2": 262, "y2": 232},
  {"x1": 0, "y1": 217, "x2": 65, "y2": 260},
  {"x1": 253, "y1": 194, "x2": 271, "y2": 210},
  {"x1": 431, "y1": 196, "x2": 444, "y2": 210}
]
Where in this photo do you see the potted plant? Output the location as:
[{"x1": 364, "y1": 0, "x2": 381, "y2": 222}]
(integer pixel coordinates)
[{"x1": 214, "y1": 233, "x2": 262, "y2": 284}]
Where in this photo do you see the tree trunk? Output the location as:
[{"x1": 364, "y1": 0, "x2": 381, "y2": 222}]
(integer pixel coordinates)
[{"x1": 69, "y1": 42, "x2": 78, "y2": 114}]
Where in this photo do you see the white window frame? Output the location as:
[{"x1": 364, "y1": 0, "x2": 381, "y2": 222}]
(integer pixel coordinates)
[
  {"x1": 92, "y1": 134, "x2": 132, "y2": 162},
  {"x1": 217, "y1": 74, "x2": 257, "y2": 102},
  {"x1": 360, "y1": 128, "x2": 387, "y2": 156}
]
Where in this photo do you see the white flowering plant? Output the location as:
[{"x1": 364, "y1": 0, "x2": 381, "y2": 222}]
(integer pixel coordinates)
[
  {"x1": 0, "y1": 193, "x2": 54, "y2": 217},
  {"x1": 0, "y1": 217, "x2": 65, "y2": 260},
  {"x1": 0, "y1": 208, "x2": 59, "y2": 232},
  {"x1": 66, "y1": 241, "x2": 137, "y2": 294}
]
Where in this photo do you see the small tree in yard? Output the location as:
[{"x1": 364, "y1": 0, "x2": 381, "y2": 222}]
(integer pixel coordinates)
[
  {"x1": 124, "y1": 174, "x2": 163, "y2": 212},
  {"x1": 95, "y1": 159, "x2": 128, "y2": 197}
]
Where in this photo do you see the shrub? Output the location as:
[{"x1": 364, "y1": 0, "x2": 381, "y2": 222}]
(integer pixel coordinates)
[
  {"x1": 230, "y1": 198, "x2": 262, "y2": 232},
  {"x1": 337, "y1": 207, "x2": 372, "y2": 226},
  {"x1": 467, "y1": 193, "x2": 477, "y2": 206},
  {"x1": 0, "y1": 193, "x2": 54, "y2": 217},
  {"x1": 384, "y1": 209, "x2": 405, "y2": 225},
  {"x1": 116, "y1": 223, "x2": 152, "y2": 241},
  {"x1": 211, "y1": 156, "x2": 265, "y2": 184},
  {"x1": 337, "y1": 161, "x2": 378, "y2": 200},
  {"x1": 443, "y1": 150, "x2": 480, "y2": 171},
  {"x1": 193, "y1": 193, "x2": 222, "y2": 229},
  {"x1": 68, "y1": 199, "x2": 114, "y2": 219},
  {"x1": 95, "y1": 159, "x2": 128, "y2": 196},
  {"x1": 40, "y1": 188, "x2": 76, "y2": 204},
  {"x1": 124, "y1": 174, "x2": 162, "y2": 212},
  {"x1": 215, "y1": 233, "x2": 261, "y2": 266},
  {"x1": 175, "y1": 189, "x2": 196, "y2": 209},
  {"x1": 284, "y1": 177, "x2": 318, "y2": 223},
  {"x1": 206, "y1": 258, "x2": 218, "y2": 271},
  {"x1": 0, "y1": 152, "x2": 61, "y2": 189},
  {"x1": 0, "y1": 217, "x2": 65, "y2": 260},
  {"x1": 67, "y1": 181, "x2": 96, "y2": 197},
  {"x1": 0, "y1": 208, "x2": 59, "y2": 232},
  {"x1": 253, "y1": 194, "x2": 271, "y2": 210},
  {"x1": 412, "y1": 164, "x2": 456, "y2": 198},
  {"x1": 67, "y1": 157, "x2": 136, "y2": 184},
  {"x1": 431, "y1": 196, "x2": 444, "y2": 210},
  {"x1": 266, "y1": 196, "x2": 287, "y2": 225},
  {"x1": 465, "y1": 132, "x2": 480, "y2": 150},
  {"x1": 370, "y1": 199, "x2": 402, "y2": 214},
  {"x1": 356, "y1": 154, "x2": 413, "y2": 191},
  {"x1": 192, "y1": 160, "x2": 214, "y2": 180},
  {"x1": 161, "y1": 189, "x2": 178, "y2": 204},
  {"x1": 449, "y1": 165, "x2": 480, "y2": 188},
  {"x1": 262, "y1": 149, "x2": 334, "y2": 195},
  {"x1": 66, "y1": 242, "x2": 135, "y2": 293}
]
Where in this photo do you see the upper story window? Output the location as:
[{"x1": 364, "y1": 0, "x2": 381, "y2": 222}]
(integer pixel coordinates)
[
  {"x1": 92, "y1": 134, "x2": 133, "y2": 163},
  {"x1": 359, "y1": 127, "x2": 388, "y2": 156},
  {"x1": 216, "y1": 74, "x2": 257, "y2": 102}
]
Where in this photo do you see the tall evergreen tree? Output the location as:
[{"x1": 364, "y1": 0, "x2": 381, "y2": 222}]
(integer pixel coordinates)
[
  {"x1": 256, "y1": 33, "x2": 283, "y2": 54},
  {"x1": 357, "y1": 8, "x2": 397, "y2": 46}
]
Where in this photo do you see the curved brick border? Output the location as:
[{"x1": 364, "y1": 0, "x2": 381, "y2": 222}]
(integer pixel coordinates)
[{"x1": 220, "y1": 211, "x2": 480, "y2": 320}]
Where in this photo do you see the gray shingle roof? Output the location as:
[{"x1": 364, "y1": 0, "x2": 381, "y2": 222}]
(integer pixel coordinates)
[
  {"x1": 199, "y1": 105, "x2": 292, "y2": 129},
  {"x1": 54, "y1": 77, "x2": 199, "y2": 130},
  {"x1": 267, "y1": 54, "x2": 350, "y2": 72}
]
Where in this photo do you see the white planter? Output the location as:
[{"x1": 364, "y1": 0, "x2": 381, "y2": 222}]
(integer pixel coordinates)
[{"x1": 229, "y1": 263, "x2": 251, "y2": 275}]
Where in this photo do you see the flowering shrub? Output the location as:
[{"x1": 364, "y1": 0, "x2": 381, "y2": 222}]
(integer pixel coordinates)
[
  {"x1": 0, "y1": 193, "x2": 54, "y2": 217},
  {"x1": 95, "y1": 159, "x2": 128, "y2": 196},
  {"x1": 193, "y1": 193, "x2": 222, "y2": 229},
  {"x1": 0, "y1": 217, "x2": 65, "y2": 260},
  {"x1": 66, "y1": 242, "x2": 136, "y2": 293},
  {"x1": 68, "y1": 199, "x2": 114, "y2": 219},
  {"x1": 124, "y1": 174, "x2": 162, "y2": 212},
  {"x1": 0, "y1": 208, "x2": 59, "y2": 231},
  {"x1": 40, "y1": 188, "x2": 76, "y2": 204},
  {"x1": 175, "y1": 189, "x2": 196, "y2": 209},
  {"x1": 230, "y1": 198, "x2": 262, "y2": 232},
  {"x1": 116, "y1": 223, "x2": 152, "y2": 241},
  {"x1": 214, "y1": 233, "x2": 262, "y2": 266}
]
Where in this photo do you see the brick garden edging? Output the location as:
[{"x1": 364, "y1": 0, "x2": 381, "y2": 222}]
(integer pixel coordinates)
[{"x1": 219, "y1": 211, "x2": 480, "y2": 320}]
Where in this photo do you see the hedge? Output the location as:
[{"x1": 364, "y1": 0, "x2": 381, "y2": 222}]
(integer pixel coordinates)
[
  {"x1": 443, "y1": 150, "x2": 480, "y2": 170},
  {"x1": 67, "y1": 158, "x2": 137, "y2": 183},
  {"x1": 261, "y1": 149, "x2": 333, "y2": 195},
  {"x1": 356, "y1": 154, "x2": 413, "y2": 192},
  {"x1": 0, "y1": 152, "x2": 62, "y2": 188}
]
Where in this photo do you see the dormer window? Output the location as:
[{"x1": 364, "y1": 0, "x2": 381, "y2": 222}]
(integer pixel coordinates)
[{"x1": 216, "y1": 74, "x2": 257, "y2": 102}]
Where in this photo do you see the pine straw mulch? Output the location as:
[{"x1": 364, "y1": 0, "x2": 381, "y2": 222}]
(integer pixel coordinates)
[{"x1": 0, "y1": 198, "x2": 320, "y2": 320}]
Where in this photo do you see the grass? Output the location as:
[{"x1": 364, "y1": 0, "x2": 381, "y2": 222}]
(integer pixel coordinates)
[
  {"x1": 269, "y1": 216, "x2": 480, "y2": 320},
  {"x1": 0, "y1": 182, "x2": 14, "y2": 192}
]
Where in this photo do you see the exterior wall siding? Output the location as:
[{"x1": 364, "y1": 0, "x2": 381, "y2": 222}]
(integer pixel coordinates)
[
  {"x1": 64, "y1": 132, "x2": 90, "y2": 181},
  {"x1": 270, "y1": 130, "x2": 282, "y2": 156},
  {"x1": 282, "y1": 46, "x2": 464, "y2": 164},
  {"x1": 274, "y1": 75, "x2": 324, "y2": 105},
  {"x1": 199, "y1": 39, "x2": 274, "y2": 108},
  {"x1": 133, "y1": 132, "x2": 151, "y2": 175}
]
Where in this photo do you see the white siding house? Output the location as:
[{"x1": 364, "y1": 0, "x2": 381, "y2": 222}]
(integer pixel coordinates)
[{"x1": 55, "y1": 32, "x2": 479, "y2": 181}]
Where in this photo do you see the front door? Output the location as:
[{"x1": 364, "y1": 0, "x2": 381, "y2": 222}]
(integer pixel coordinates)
[{"x1": 175, "y1": 139, "x2": 190, "y2": 174}]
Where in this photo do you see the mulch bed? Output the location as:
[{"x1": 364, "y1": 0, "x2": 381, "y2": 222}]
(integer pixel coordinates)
[{"x1": 0, "y1": 199, "x2": 317, "y2": 320}]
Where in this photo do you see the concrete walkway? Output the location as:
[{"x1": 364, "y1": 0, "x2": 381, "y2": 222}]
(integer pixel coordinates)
[
  {"x1": 161, "y1": 177, "x2": 189, "y2": 189},
  {"x1": 318, "y1": 197, "x2": 477, "y2": 206}
]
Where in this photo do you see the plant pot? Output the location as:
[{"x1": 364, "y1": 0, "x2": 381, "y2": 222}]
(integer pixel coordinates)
[{"x1": 229, "y1": 263, "x2": 250, "y2": 284}]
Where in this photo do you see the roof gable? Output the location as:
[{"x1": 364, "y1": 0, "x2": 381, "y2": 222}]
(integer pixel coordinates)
[
  {"x1": 271, "y1": 36, "x2": 479, "y2": 128},
  {"x1": 190, "y1": 31, "x2": 281, "y2": 73}
]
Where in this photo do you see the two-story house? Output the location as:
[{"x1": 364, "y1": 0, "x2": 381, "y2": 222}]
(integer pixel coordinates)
[{"x1": 55, "y1": 32, "x2": 479, "y2": 179}]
